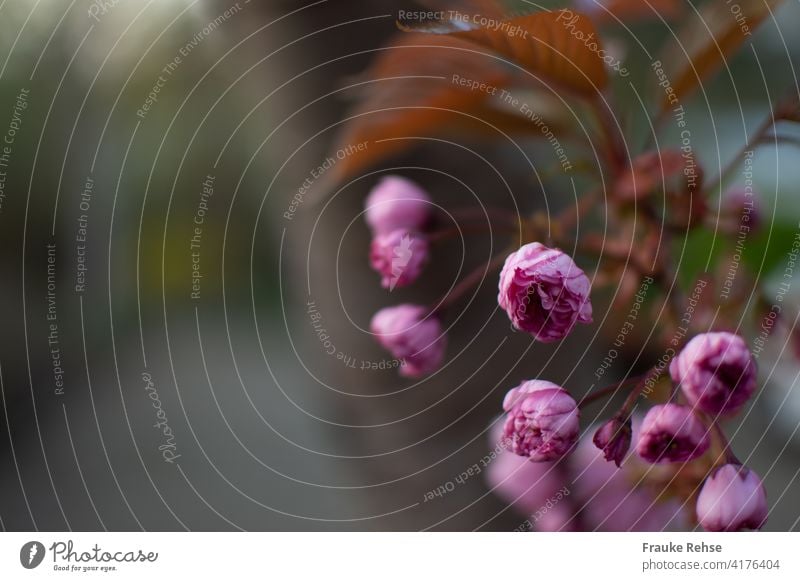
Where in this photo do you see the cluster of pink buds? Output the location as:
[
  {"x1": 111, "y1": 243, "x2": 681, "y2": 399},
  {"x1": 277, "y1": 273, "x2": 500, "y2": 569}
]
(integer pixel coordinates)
[
  {"x1": 603, "y1": 331, "x2": 766, "y2": 531},
  {"x1": 486, "y1": 242, "x2": 597, "y2": 470},
  {"x1": 365, "y1": 176, "x2": 595, "y2": 380},
  {"x1": 497, "y1": 322, "x2": 768, "y2": 530},
  {"x1": 363, "y1": 175, "x2": 768, "y2": 531},
  {"x1": 487, "y1": 417, "x2": 688, "y2": 531},
  {"x1": 662, "y1": 331, "x2": 766, "y2": 531},
  {"x1": 330, "y1": 0, "x2": 800, "y2": 533},
  {"x1": 366, "y1": 177, "x2": 445, "y2": 378}
]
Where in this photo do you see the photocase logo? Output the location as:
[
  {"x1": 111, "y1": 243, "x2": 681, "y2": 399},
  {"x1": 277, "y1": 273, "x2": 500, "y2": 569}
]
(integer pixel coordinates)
[
  {"x1": 20, "y1": 541, "x2": 45, "y2": 569},
  {"x1": 389, "y1": 233, "x2": 415, "y2": 291}
]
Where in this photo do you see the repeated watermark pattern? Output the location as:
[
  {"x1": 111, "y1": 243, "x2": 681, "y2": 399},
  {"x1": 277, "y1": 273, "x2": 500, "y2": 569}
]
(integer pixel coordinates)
[
  {"x1": 595, "y1": 276, "x2": 654, "y2": 381},
  {"x1": 0, "y1": 87, "x2": 29, "y2": 213},
  {"x1": 513, "y1": 486, "x2": 571, "y2": 531}
]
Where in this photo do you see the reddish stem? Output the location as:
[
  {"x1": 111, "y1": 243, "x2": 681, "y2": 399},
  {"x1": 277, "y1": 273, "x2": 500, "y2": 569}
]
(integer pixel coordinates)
[
  {"x1": 578, "y1": 374, "x2": 643, "y2": 409},
  {"x1": 618, "y1": 366, "x2": 659, "y2": 416},
  {"x1": 433, "y1": 252, "x2": 508, "y2": 313},
  {"x1": 711, "y1": 420, "x2": 740, "y2": 466},
  {"x1": 705, "y1": 113, "x2": 775, "y2": 196}
]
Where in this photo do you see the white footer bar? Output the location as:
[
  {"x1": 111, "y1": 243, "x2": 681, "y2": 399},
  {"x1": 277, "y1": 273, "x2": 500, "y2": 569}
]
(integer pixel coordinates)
[{"x1": 0, "y1": 532, "x2": 796, "y2": 579}]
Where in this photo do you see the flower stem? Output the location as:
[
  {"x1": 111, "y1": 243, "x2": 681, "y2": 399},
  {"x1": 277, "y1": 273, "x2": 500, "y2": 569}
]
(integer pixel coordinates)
[
  {"x1": 618, "y1": 366, "x2": 660, "y2": 416},
  {"x1": 705, "y1": 113, "x2": 775, "y2": 196},
  {"x1": 711, "y1": 421, "x2": 740, "y2": 465},
  {"x1": 433, "y1": 252, "x2": 508, "y2": 313},
  {"x1": 578, "y1": 375, "x2": 642, "y2": 409}
]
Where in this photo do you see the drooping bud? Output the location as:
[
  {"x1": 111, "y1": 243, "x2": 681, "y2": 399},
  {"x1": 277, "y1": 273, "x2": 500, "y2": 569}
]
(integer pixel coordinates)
[
  {"x1": 498, "y1": 243, "x2": 592, "y2": 342},
  {"x1": 502, "y1": 380, "x2": 580, "y2": 462},
  {"x1": 370, "y1": 305, "x2": 446, "y2": 378},
  {"x1": 592, "y1": 416, "x2": 632, "y2": 467},
  {"x1": 369, "y1": 229, "x2": 429, "y2": 290}
]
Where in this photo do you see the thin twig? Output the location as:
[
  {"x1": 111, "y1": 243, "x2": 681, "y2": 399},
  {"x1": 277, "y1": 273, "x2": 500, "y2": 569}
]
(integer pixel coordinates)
[
  {"x1": 434, "y1": 252, "x2": 509, "y2": 313},
  {"x1": 578, "y1": 375, "x2": 642, "y2": 409},
  {"x1": 705, "y1": 114, "x2": 775, "y2": 196}
]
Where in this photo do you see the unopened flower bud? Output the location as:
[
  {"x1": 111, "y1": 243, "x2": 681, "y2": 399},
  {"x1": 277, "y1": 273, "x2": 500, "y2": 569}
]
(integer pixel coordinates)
[
  {"x1": 636, "y1": 404, "x2": 710, "y2": 464},
  {"x1": 364, "y1": 176, "x2": 432, "y2": 234},
  {"x1": 696, "y1": 464, "x2": 768, "y2": 531},
  {"x1": 370, "y1": 305, "x2": 446, "y2": 378},
  {"x1": 572, "y1": 418, "x2": 689, "y2": 531},
  {"x1": 498, "y1": 243, "x2": 592, "y2": 342},
  {"x1": 369, "y1": 229, "x2": 429, "y2": 290},
  {"x1": 485, "y1": 420, "x2": 564, "y2": 518},
  {"x1": 593, "y1": 416, "x2": 632, "y2": 467},
  {"x1": 670, "y1": 332, "x2": 757, "y2": 416},
  {"x1": 502, "y1": 380, "x2": 580, "y2": 462}
]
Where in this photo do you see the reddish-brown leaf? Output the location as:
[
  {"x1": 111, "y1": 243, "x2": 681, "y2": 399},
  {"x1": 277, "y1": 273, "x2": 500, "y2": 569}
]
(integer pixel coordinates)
[
  {"x1": 402, "y1": 10, "x2": 609, "y2": 95},
  {"x1": 309, "y1": 33, "x2": 567, "y2": 200},
  {"x1": 659, "y1": 0, "x2": 784, "y2": 110}
]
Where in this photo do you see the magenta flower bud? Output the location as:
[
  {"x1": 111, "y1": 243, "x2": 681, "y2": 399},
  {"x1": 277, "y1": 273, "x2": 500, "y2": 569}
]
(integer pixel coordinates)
[
  {"x1": 498, "y1": 242, "x2": 592, "y2": 342},
  {"x1": 369, "y1": 229, "x2": 429, "y2": 290},
  {"x1": 670, "y1": 332, "x2": 757, "y2": 416},
  {"x1": 697, "y1": 464, "x2": 768, "y2": 531},
  {"x1": 370, "y1": 305, "x2": 446, "y2": 378},
  {"x1": 364, "y1": 176, "x2": 432, "y2": 235},
  {"x1": 593, "y1": 416, "x2": 632, "y2": 467},
  {"x1": 572, "y1": 420, "x2": 689, "y2": 531},
  {"x1": 502, "y1": 380, "x2": 580, "y2": 461},
  {"x1": 636, "y1": 404, "x2": 711, "y2": 464},
  {"x1": 485, "y1": 440, "x2": 562, "y2": 517},
  {"x1": 534, "y1": 502, "x2": 577, "y2": 532}
]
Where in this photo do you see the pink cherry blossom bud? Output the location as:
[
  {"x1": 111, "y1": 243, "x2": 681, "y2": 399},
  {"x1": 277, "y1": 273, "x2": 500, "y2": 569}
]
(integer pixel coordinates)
[
  {"x1": 593, "y1": 416, "x2": 632, "y2": 467},
  {"x1": 696, "y1": 464, "x2": 768, "y2": 531},
  {"x1": 534, "y1": 501, "x2": 578, "y2": 532},
  {"x1": 584, "y1": 486, "x2": 687, "y2": 532},
  {"x1": 572, "y1": 419, "x2": 688, "y2": 531},
  {"x1": 364, "y1": 176, "x2": 432, "y2": 234},
  {"x1": 486, "y1": 418, "x2": 571, "y2": 524},
  {"x1": 636, "y1": 404, "x2": 711, "y2": 464},
  {"x1": 498, "y1": 243, "x2": 592, "y2": 342},
  {"x1": 670, "y1": 332, "x2": 757, "y2": 416},
  {"x1": 369, "y1": 229, "x2": 429, "y2": 290},
  {"x1": 722, "y1": 185, "x2": 760, "y2": 232},
  {"x1": 502, "y1": 380, "x2": 580, "y2": 462},
  {"x1": 370, "y1": 305, "x2": 446, "y2": 378}
]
